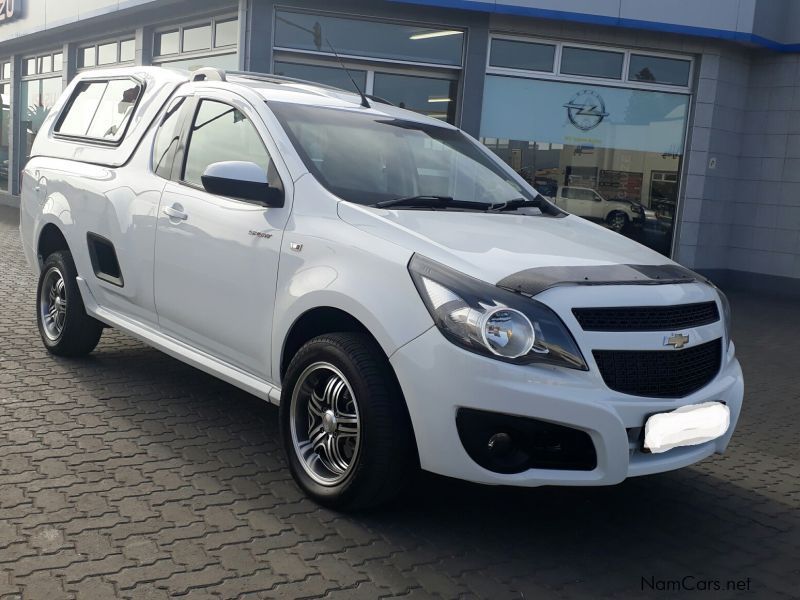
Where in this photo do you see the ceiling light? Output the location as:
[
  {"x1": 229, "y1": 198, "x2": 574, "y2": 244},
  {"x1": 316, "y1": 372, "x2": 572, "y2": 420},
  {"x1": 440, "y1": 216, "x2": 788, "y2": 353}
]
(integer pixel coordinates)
[
  {"x1": 427, "y1": 97, "x2": 452, "y2": 103},
  {"x1": 410, "y1": 30, "x2": 463, "y2": 40}
]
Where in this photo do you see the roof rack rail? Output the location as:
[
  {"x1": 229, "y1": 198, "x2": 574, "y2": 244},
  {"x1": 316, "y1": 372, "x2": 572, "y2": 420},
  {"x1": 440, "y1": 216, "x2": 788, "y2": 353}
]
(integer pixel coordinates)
[
  {"x1": 192, "y1": 67, "x2": 226, "y2": 82},
  {"x1": 194, "y1": 69, "x2": 396, "y2": 106}
]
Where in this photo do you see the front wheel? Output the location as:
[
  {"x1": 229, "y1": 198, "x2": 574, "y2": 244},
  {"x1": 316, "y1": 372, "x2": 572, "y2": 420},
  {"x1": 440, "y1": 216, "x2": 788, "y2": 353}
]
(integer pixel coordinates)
[
  {"x1": 606, "y1": 211, "x2": 629, "y2": 233},
  {"x1": 280, "y1": 333, "x2": 416, "y2": 510},
  {"x1": 36, "y1": 250, "x2": 103, "y2": 357}
]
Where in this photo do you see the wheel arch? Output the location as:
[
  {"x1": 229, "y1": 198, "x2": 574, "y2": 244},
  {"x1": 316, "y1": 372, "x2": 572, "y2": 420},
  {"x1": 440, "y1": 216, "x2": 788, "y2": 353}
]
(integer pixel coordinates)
[
  {"x1": 279, "y1": 305, "x2": 421, "y2": 466},
  {"x1": 37, "y1": 222, "x2": 70, "y2": 267},
  {"x1": 280, "y1": 306, "x2": 374, "y2": 381}
]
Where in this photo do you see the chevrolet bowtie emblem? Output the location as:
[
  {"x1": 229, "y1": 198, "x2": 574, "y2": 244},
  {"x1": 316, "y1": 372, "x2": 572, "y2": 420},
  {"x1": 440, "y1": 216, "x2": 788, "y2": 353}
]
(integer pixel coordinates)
[{"x1": 664, "y1": 333, "x2": 690, "y2": 349}]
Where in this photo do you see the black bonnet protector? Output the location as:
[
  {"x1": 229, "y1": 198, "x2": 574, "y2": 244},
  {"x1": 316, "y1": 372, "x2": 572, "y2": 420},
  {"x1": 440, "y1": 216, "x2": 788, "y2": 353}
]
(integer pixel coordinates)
[{"x1": 497, "y1": 264, "x2": 708, "y2": 297}]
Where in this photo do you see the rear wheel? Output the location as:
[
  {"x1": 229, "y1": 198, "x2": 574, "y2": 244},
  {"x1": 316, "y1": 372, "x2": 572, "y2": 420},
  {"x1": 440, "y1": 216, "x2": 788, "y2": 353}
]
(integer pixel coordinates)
[
  {"x1": 280, "y1": 332, "x2": 415, "y2": 510},
  {"x1": 36, "y1": 250, "x2": 103, "y2": 357},
  {"x1": 607, "y1": 211, "x2": 628, "y2": 233}
]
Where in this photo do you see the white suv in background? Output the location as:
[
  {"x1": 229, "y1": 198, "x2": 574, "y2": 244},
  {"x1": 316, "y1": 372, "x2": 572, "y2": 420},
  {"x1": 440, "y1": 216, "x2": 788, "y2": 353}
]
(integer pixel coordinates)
[
  {"x1": 19, "y1": 67, "x2": 743, "y2": 509},
  {"x1": 550, "y1": 185, "x2": 646, "y2": 232}
]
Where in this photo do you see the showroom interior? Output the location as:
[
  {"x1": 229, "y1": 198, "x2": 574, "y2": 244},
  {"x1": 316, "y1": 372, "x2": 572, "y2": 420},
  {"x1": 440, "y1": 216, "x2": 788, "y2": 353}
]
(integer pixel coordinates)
[{"x1": 1, "y1": 0, "x2": 799, "y2": 295}]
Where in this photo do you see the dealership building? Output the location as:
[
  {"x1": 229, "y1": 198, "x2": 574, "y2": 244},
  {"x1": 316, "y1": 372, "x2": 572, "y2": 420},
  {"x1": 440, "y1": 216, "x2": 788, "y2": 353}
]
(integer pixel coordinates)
[{"x1": 1, "y1": 0, "x2": 800, "y2": 295}]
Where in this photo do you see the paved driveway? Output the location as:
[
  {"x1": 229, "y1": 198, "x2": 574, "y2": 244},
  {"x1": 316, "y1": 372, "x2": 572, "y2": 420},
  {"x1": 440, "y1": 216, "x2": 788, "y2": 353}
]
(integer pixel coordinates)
[{"x1": 1, "y1": 205, "x2": 798, "y2": 599}]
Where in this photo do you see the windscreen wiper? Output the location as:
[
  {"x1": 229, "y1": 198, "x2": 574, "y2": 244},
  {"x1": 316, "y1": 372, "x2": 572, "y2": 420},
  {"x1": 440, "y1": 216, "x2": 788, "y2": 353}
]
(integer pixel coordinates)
[
  {"x1": 373, "y1": 195, "x2": 493, "y2": 210},
  {"x1": 489, "y1": 195, "x2": 561, "y2": 215},
  {"x1": 489, "y1": 197, "x2": 540, "y2": 211}
]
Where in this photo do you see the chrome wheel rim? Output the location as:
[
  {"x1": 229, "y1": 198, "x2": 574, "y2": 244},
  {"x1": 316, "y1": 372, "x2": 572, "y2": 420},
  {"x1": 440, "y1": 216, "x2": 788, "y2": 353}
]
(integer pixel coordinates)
[
  {"x1": 40, "y1": 267, "x2": 67, "y2": 341},
  {"x1": 609, "y1": 213, "x2": 626, "y2": 231},
  {"x1": 290, "y1": 362, "x2": 361, "y2": 486}
]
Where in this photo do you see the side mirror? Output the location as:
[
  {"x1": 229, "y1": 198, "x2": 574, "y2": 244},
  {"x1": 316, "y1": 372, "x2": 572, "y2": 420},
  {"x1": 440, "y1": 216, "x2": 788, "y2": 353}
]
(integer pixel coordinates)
[{"x1": 201, "y1": 161, "x2": 284, "y2": 207}]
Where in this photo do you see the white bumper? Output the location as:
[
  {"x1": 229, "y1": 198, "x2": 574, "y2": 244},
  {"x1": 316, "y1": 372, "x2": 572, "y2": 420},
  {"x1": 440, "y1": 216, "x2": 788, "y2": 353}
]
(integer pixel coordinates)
[{"x1": 390, "y1": 327, "x2": 743, "y2": 487}]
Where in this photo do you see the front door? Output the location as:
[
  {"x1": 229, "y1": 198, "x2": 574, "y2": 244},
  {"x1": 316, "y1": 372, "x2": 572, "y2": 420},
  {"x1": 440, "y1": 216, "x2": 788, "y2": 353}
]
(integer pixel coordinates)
[{"x1": 153, "y1": 95, "x2": 290, "y2": 381}]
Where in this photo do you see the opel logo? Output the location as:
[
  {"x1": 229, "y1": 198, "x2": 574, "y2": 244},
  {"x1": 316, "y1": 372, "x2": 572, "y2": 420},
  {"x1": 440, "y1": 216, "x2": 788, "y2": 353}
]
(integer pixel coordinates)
[
  {"x1": 564, "y1": 90, "x2": 609, "y2": 131},
  {"x1": 664, "y1": 333, "x2": 690, "y2": 349}
]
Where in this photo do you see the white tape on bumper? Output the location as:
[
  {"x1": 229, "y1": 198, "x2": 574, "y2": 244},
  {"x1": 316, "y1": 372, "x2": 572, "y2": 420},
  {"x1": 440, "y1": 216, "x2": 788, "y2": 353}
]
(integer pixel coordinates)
[{"x1": 644, "y1": 401, "x2": 730, "y2": 454}]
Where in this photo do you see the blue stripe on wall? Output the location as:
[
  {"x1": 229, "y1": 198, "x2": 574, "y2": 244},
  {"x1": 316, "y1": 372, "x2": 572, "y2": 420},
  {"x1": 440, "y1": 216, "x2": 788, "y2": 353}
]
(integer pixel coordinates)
[{"x1": 389, "y1": 0, "x2": 800, "y2": 53}]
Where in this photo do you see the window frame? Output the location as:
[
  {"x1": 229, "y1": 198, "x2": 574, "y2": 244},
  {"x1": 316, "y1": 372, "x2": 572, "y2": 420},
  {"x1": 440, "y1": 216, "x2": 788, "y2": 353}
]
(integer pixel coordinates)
[
  {"x1": 53, "y1": 76, "x2": 145, "y2": 147},
  {"x1": 486, "y1": 33, "x2": 693, "y2": 94},
  {"x1": 178, "y1": 96, "x2": 276, "y2": 196},
  {"x1": 22, "y1": 50, "x2": 64, "y2": 78},
  {"x1": 151, "y1": 14, "x2": 239, "y2": 65},
  {"x1": 151, "y1": 95, "x2": 190, "y2": 181},
  {"x1": 273, "y1": 8, "x2": 466, "y2": 71},
  {"x1": 77, "y1": 37, "x2": 136, "y2": 71}
]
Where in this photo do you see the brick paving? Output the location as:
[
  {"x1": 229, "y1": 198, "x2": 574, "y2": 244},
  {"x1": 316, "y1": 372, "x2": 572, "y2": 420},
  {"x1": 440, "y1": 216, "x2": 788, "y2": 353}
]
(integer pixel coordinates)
[{"x1": 0, "y1": 204, "x2": 798, "y2": 599}]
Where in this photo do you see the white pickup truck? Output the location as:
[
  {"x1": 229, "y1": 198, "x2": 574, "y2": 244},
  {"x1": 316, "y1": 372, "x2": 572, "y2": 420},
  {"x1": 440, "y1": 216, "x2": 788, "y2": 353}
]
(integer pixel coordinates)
[
  {"x1": 550, "y1": 185, "x2": 646, "y2": 232},
  {"x1": 19, "y1": 66, "x2": 742, "y2": 509}
]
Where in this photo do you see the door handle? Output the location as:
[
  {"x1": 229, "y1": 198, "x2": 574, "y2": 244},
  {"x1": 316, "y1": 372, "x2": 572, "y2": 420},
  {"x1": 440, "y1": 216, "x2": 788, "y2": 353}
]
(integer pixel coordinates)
[{"x1": 163, "y1": 205, "x2": 188, "y2": 221}]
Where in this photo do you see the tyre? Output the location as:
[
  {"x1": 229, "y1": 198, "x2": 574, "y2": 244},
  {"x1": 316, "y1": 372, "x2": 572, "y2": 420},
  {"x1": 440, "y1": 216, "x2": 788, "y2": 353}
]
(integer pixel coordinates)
[
  {"x1": 280, "y1": 332, "x2": 416, "y2": 510},
  {"x1": 607, "y1": 211, "x2": 629, "y2": 233},
  {"x1": 36, "y1": 250, "x2": 103, "y2": 357}
]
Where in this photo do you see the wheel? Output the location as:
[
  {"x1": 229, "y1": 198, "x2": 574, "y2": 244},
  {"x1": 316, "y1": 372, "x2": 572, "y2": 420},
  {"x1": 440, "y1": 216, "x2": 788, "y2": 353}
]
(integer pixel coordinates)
[
  {"x1": 607, "y1": 211, "x2": 629, "y2": 232},
  {"x1": 280, "y1": 332, "x2": 416, "y2": 510},
  {"x1": 36, "y1": 250, "x2": 103, "y2": 357}
]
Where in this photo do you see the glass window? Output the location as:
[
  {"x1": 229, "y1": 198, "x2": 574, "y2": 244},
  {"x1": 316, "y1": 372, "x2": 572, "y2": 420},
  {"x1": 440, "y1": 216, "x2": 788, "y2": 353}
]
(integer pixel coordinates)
[
  {"x1": 155, "y1": 30, "x2": 180, "y2": 56},
  {"x1": 1, "y1": 62, "x2": 9, "y2": 80},
  {"x1": 562, "y1": 187, "x2": 597, "y2": 201},
  {"x1": 153, "y1": 97, "x2": 186, "y2": 178},
  {"x1": 21, "y1": 77, "x2": 64, "y2": 166},
  {"x1": 183, "y1": 100, "x2": 271, "y2": 187},
  {"x1": 25, "y1": 58, "x2": 36, "y2": 76},
  {"x1": 85, "y1": 80, "x2": 142, "y2": 140},
  {"x1": 273, "y1": 61, "x2": 367, "y2": 94},
  {"x1": 53, "y1": 53, "x2": 63, "y2": 71},
  {"x1": 1, "y1": 82, "x2": 10, "y2": 191},
  {"x1": 158, "y1": 53, "x2": 238, "y2": 72},
  {"x1": 56, "y1": 81, "x2": 108, "y2": 136},
  {"x1": 215, "y1": 19, "x2": 238, "y2": 48},
  {"x1": 120, "y1": 40, "x2": 135, "y2": 63},
  {"x1": 629, "y1": 54, "x2": 691, "y2": 87},
  {"x1": 183, "y1": 24, "x2": 212, "y2": 53},
  {"x1": 39, "y1": 55, "x2": 52, "y2": 74},
  {"x1": 561, "y1": 47, "x2": 624, "y2": 79},
  {"x1": 490, "y1": 39, "x2": 555, "y2": 72},
  {"x1": 480, "y1": 75, "x2": 690, "y2": 256},
  {"x1": 270, "y1": 102, "x2": 537, "y2": 208},
  {"x1": 274, "y1": 11, "x2": 463, "y2": 66},
  {"x1": 79, "y1": 47, "x2": 96, "y2": 68},
  {"x1": 372, "y1": 72, "x2": 458, "y2": 124},
  {"x1": 98, "y1": 43, "x2": 117, "y2": 65}
]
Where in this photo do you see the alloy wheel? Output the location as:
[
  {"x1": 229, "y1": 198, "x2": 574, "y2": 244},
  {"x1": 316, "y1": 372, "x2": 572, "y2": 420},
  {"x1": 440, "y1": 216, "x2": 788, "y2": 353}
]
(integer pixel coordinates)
[
  {"x1": 40, "y1": 267, "x2": 67, "y2": 341},
  {"x1": 290, "y1": 362, "x2": 361, "y2": 486}
]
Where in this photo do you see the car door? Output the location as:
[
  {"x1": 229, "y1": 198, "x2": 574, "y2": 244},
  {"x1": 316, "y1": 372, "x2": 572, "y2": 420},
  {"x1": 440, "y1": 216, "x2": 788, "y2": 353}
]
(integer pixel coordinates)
[
  {"x1": 560, "y1": 187, "x2": 589, "y2": 217},
  {"x1": 153, "y1": 92, "x2": 291, "y2": 381}
]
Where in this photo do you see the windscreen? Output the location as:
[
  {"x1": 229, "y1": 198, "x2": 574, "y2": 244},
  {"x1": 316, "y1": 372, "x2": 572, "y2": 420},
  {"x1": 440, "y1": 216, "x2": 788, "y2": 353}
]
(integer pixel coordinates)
[{"x1": 268, "y1": 101, "x2": 538, "y2": 207}]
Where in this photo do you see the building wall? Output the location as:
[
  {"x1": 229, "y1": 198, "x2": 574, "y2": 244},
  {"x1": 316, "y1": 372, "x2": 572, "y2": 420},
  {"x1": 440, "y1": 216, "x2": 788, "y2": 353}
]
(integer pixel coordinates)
[{"x1": 729, "y1": 53, "x2": 800, "y2": 285}]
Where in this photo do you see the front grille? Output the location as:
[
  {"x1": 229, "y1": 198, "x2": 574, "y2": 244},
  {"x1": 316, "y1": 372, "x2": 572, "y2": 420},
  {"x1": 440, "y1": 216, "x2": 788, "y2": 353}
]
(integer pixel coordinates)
[
  {"x1": 573, "y1": 301, "x2": 719, "y2": 332},
  {"x1": 593, "y1": 339, "x2": 722, "y2": 398}
]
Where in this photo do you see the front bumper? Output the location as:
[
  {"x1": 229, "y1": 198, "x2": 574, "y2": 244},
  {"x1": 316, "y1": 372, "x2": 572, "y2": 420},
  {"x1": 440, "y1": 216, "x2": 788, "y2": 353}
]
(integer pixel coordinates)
[{"x1": 390, "y1": 327, "x2": 743, "y2": 487}]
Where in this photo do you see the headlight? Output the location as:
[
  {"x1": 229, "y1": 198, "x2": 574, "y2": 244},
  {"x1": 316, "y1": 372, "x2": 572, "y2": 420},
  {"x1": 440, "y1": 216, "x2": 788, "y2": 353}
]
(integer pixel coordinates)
[{"x1": 409, "y1": 254, "x2": 587, "y2": 370}]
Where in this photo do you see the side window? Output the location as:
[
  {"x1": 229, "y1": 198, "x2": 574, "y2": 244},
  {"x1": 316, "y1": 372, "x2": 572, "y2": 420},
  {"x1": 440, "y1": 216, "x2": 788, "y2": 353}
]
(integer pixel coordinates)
[
  {"x1": 182, "y1": 99, "x2": 279, "y2": 191},
  {"x1": 56, "y1": 78, "x2": 142, "y2": 142},
  {"x1": 85, "y1": 80, "x2": 141, "y2": 140},
  {"x1": 152, "y1": 96, "x2": 186, "y2": 179},
  {"x1": 57, "y1": 82, "x2": 107, "y2": 136}
]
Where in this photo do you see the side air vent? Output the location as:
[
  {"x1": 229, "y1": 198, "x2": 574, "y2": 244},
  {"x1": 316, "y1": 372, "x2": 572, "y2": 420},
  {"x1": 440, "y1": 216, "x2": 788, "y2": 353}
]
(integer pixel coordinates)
[{"x1": 87, "y1": 233, "x2": 124, "y2": 287}]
